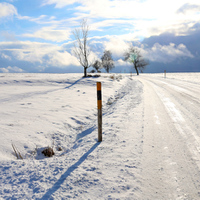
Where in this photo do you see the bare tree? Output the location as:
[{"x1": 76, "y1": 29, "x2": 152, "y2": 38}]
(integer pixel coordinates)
[
  {"x1": 101, "y1": 50, "x2": 115, "y2": 73},
  {"x1": 72, "y1": 19, "x2": 91, "y2": 77},
  {"x1": 124, "y1": 46, "x2": 149, "y2": 75}
]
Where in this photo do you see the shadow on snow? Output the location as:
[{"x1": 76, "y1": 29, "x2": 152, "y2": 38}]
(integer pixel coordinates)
[
  {"x1": 76, "y1": 126, "x2": 96, "y2": 141},
  {"x1": 40, "y1": 142, "x2": 100, "y2": 199},
  {"x1": 64, "y1": 78, "x2": 83, "y2": 89}
]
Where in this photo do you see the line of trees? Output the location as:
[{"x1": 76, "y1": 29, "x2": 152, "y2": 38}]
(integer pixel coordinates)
[
  {"x1": 73, "y1": 19, "x2": 149, "y2": 76},
  {"x1": 91, "y1": 50, "x2": 115, "y2": 74}
]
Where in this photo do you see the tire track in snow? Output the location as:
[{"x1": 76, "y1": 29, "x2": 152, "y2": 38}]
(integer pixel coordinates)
[
  {"x1": 150, "y1": 79, "x2": 200, "y2": 169},
  {"x1": 138, "y1": 76, "x2": 200, "y2": 200}
]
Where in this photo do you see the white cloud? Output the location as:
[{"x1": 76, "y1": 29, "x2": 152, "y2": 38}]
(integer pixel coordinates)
[
  {"x1": 1, "y1": 53, "x2": 11, "y2": 60},
  {"x1": 73, "y1": 0, "x2": 197, "y2": 20},
  {"x1": 42, "y1": 0, "x2": 78, "y2": 8},
  {"x1": 0, "y1": 66, "x2": 24, "y2": 73},
  {"x1": 1, "y1": 31, "x2": 17, "y2": 41},
  {"x1": 0, "y1": 68, "x2": 9, "y2": 73},
  {"x1": 46, "y1": 51, "x2": 79, "y2": 67},
  {"x1": 177, "y1": 3, "x2": 200, "y2": 14},
  {"x1": 0, "y1": 41, "x2": 80, "y2": 68},
  {"x1": 91, "y1": 19, "x2": 124, "y2": 31},
  {"x1": 9, "y1": 42, "x2": 57, "y2": 63},
  {"x1": 115, "y1": 59, "x2": 128, "y2": 66},
  {"x1": 47, "y1": 0, "x2": 200, "y2": 38},
  {"x1": 17, "y1": 14, "x2": 60, "y2": 26},
  {"x1": 0, "y1": 2, "x2": 17, "y2": 19},
  {"x1": 141, "y1": 43, "x2": 194, "y2": 63},
  {"x1": 103, "y1": 37, "x2": 130, "y2": 58},
  {"x1": 88, "y1": 50, "x2": 99, "y2": 63},
  {"x1": 1, "y1": 0, "x2": 199, "y2": 73},
  {"x1": 22, "y1": 26, "x2": 71, "y2": 42}
]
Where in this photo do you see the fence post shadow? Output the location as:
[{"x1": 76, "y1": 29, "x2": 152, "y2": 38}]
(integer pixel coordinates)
[{"x1": 40, "y1": 142, "x2": 100, "y2": 199}]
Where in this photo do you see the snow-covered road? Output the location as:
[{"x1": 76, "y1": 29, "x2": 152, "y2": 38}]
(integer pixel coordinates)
[
  {"x1": 0, "y1": 73, "x2": 200, "y2": 199},
  {"x1": 138, "y1": 74, "x2": 200, "y2": 199}
]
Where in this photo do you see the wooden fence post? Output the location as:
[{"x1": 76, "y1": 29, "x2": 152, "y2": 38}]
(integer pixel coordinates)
[
  {"x1": 97, "y1": 82, "x2": 102, "y2": 142},
  {"x1": 164, "y1": 70, "x2": 166, "y2": 78}
]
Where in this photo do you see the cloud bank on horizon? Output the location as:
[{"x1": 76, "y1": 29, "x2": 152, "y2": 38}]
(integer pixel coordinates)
[{"x1": 0, "y1": 0, "x2": 200, "y2": 73}]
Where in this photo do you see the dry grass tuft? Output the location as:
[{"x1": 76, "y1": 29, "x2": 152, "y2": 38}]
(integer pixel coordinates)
[{"x1": 12, "y1": 144, "x2": 23, "y2": 159}]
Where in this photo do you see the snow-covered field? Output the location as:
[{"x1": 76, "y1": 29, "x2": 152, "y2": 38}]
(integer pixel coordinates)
[{"x1": 0, "y1": 72, "x2": 200, "y2": 199}]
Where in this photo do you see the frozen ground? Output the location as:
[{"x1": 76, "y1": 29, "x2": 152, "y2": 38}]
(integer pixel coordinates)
[{"x1": 0, "y1": 72, "x2": 200, "y2": 199}]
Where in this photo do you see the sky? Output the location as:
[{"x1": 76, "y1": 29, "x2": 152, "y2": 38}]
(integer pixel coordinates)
[{"x1": 0, "y1": 0, "x2": 200, "y2": 73}]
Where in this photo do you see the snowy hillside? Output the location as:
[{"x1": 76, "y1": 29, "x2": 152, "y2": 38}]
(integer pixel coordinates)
[{"x1": 0, "y1": 73, "x2": 200, "y2": 199}]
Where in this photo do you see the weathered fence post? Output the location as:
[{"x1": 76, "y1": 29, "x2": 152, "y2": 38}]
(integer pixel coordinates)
[
  {"x1": 97, "y1": 82, "x2": 102, "y2": 142},
  {"x1": 164, "y1": 70, "x2": 166, "y2": 78}
]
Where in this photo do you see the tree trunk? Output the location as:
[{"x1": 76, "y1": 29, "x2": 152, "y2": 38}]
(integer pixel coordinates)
[
  {"x1": 135, "y1": 66, "x2": 139, "y2": 75},
  {"x1": 84, "y1": 67, "x2": 87, "y2": 77}
]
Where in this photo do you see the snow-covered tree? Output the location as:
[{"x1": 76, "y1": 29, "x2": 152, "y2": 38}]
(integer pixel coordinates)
[
  {"x1": 72, "y1": 19, "x2": 91, "y2": 77},
  {"x1": 101, "y1": 50, "x2": 115, "y2": 73},
  {"x1": 92, "y1": 60, "x2": 102, "y2": 73}
]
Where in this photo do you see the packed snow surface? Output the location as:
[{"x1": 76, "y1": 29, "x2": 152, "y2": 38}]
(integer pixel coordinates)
[{"x1": 0, "y1": 73, "x2": 200, "y2": 199}]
